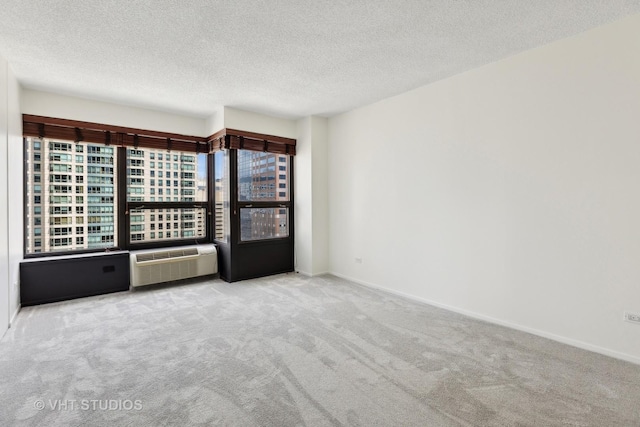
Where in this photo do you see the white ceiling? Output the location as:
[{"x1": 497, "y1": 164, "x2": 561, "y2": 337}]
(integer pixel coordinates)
[{"x1": 1, "y1": 1, "x2": 639, "y2": 120}]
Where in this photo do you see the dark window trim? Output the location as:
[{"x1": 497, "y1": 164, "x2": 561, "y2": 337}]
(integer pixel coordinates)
[
  {"x1": 23, "y1": 115, "x2": 209, "y2": 153},
  {"x1": 125, "y1": 201, "x2": 210, "y2": 249},
  {"x1": 23, "y1": 120, "x2": 296, "y2": 259},
  {"x1": 235, "y1": 150, "x2": 293, "y2": 245},
  {"x1": 209, "y1": 129, "x2": 296, "y2": 156},
  {"x1": 23, "y1": 138, "x2": 213, "y2": 258}
]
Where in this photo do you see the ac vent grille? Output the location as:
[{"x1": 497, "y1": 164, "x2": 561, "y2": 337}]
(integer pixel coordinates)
[
  {"x1": 169, "y1": 248, "x2": 198, "y2": 258},
  {"x1": 130, "y1": 244, "x2": 218, "y2": 287},
  {"x1": 136, "y1": 252, "x2": 164, "y2": 262}
]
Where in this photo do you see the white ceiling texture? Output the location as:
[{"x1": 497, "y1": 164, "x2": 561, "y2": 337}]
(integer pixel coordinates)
[{"x1": 1, "y1": 1, "x2": 639, "y2": 119}]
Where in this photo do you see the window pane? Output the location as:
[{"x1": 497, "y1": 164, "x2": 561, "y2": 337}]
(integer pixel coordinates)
[
  {"x1": 25, "y1": 137, "x2": 118, "y2": 254},
  {"x1": 125, "y1": 148, "x2": 207, "y2": 202},
  {"x1": 127, "y1": 207, "x2": 206, "y2": 244},
  {"x1": 214, "y1": 150, "x2": 230, "y2": 242},
  {"x1": 240, "y1": 207, "x2": 289, "y2": 241},
  {"x1": 237, "y1": 150, "x2": 289, "y2": 202}
]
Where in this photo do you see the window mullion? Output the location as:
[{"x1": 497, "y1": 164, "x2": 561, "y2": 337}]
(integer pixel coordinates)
[{"x1": 117, "y1": 146, "x2": 128, "y2": 250}]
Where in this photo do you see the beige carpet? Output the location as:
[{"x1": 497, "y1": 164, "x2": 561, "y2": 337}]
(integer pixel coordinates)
[{"x1": 1, "y1": 273, "x2": 639, "y2": 426}]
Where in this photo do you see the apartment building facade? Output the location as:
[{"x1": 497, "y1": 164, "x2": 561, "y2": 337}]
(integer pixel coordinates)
[{"x1": 25, "y1": 138, "x2": 206, "y2": 254}]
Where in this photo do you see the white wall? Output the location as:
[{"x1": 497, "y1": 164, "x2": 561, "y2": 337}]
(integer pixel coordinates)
[
  {"x1": 295, "y1": 117, "x2": 329, "y2": 276},
  {"x1": 0, "y1": 56, "x2": 9, "y2": 338},
  {"x1": 205, "y1": 106, "x2": 225, "y2": 136},
  {"x1": 310, "y1": 117, "x2": 329, "y2": 275},
  {"x1": 22, "y1": 89, "x2": 208, "y2": 137},
  {"x1": 224, "y1": 107, "x2": 297, "y2": 139},
  {"x1": 295, "y1": 118, "x2": 313, "y2": 274},
  {"x1": 7, "y1": 66, "x2": 22, "y2": 323},
  {"x1": 328, "y1": 14, "x2": 640, "y2": 363}
]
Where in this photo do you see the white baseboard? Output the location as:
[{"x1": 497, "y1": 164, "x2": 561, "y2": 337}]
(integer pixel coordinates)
[
  {"x1": 296, "y1": 270, "x2": 330, "y2": 278},
  {"x1": 330, "y1": 272, "x2": 640, "y2": 366},
  {"x1": 9, "y1": 304, "x2": 21, "y2": 328}
]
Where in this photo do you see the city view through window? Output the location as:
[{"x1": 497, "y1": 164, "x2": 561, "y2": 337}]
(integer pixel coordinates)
[
  {"x1": 25, "y1": 137, "x2": 207, "y2": 254},
  {"x1": 25, "y1": 137, "x2": 291, "y2": 255},
  {"x1": 237, "y1": 150, "x2": 290, "y2": 241}
]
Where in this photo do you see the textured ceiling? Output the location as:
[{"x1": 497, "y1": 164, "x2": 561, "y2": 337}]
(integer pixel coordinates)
[{"x1": 1, "y1": 1, "x2": 640, "y2": 119}]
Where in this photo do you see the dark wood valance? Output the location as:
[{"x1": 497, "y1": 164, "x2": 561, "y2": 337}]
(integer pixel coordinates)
[
  {"x1": 208, "y1": 128, "x2": 296, "y2": 155},
  {"x1": 23, "y1": 115, "x2": 209, "y2": 153},
  {"x1": 23, "y1": 115, "x2": 297, "y2": 155}
]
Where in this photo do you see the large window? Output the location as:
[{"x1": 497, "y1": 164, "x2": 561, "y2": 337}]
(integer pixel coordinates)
[
  {"x1": 124, "y1": 148, "x2": 208, "y2": 246},
  {"x1": 24, "y1": 137, "x2": 209, "y2": 255},
  {"x1": 237, "y1": 150, "x2": 290, "y2": 241},
  {"x1": 23, "y1": 116, "x2": 297, "y2": 264},
  {"x1": 25, "y1": 138, "x2": 118, "y2": 254}
]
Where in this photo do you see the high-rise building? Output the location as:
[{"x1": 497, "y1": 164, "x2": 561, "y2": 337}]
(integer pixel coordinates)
[
  {"x1": 25, "y1": 138, "x2": 207, "y2": 254},
  {"x1": 25, "y1": 138, "x2": 117, "y2": 254},
  {"x1": 237, "y1": 150, "x2": 289, "y2": 241},
  {"x1": 125, "y1": 148, "x2": 206, "y2": 244}
]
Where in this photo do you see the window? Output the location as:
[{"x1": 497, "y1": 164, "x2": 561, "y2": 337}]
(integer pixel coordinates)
[
  {"x1": 214, "y1": 150, "x2": 230, "y2": 242},
  {"x1": 51, "y1": 238, "x2": 73, "y2": 247},
  {"x1": 25, "y1": 138, "x2": 118, "y2": 254},
  {"x1": 236, "y1": 150, "x2": 290, "y2": 241},
  {"x1": 239, "y1": 207, "x2": 289, "y2": 241},
  {"x1": 24, "y1": 119, "x2": 295, "y2": 263},
  {"x1": 125, "y1": 147, "x2": 208, "y2": 245}
]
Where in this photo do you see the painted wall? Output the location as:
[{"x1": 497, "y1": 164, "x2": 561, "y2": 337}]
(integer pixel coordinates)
[
  {"x1": 310, "y1": 117, "x2": 329, "y2": 275},
  {"x1": 224, "y1": 107, "x2": 297, "y2": 139},
  {"x1": 295, "y1": 117, "x2": 329, "y2": 276},
  {"x1": 205, "y1": 106, "x2": 225, "y2": 136},
  {"x1": 7, "y1": 65, "x2": 22, "y2": 323},
  {"x1": 22, "y1": 89, "x2": 208, "y2": 137},
  {"x1": 295, "y1": 117, "x2": 313, "y2": 275},
  {"x1": 328, "y1": 14, "x2": 640, "y2": 363},
  {"x1": 0, "y1": 56, "x2": 9, "y2": 338}
]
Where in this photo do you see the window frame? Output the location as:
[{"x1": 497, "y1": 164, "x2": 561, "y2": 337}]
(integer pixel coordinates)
[
  {"x1": 236, "y1": 149, "x2": 293, "y2": 245},
  {"x1": 23, "y1": 117, "x2": 297, "y2": 259},
  {"x1": 23, "y1": 140, "x2": 213, "y2": 259}
]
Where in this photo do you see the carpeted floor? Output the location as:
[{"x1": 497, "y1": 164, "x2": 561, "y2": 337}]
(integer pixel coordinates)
[{"x1": 1, "y1": 273, "x2": 639, "y2": 426}]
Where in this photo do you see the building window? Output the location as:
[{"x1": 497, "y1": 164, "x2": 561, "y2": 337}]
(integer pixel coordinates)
[
  {"x1": 25, "y1": 138, "x2": 118, "y2": 254},
  {"x1": 237, "y1": 150, "x2": 290, "y2": 241},
  {"x1": 125, "y1": 147, "x2": 208, "y2": 245},
  {"x1": 24, "y1": 123, "x2": 298, "y2": 260}
]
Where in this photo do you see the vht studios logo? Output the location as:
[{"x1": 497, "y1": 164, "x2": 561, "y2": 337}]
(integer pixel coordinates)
[{"x1": 34, "y1": 399, "x2": 143, "y2": 411}]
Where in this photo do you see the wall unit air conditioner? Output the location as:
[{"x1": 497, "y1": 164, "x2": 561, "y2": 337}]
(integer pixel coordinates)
[{"x1": 130, "y1": 244, "x2": 217, "y2": 288}]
